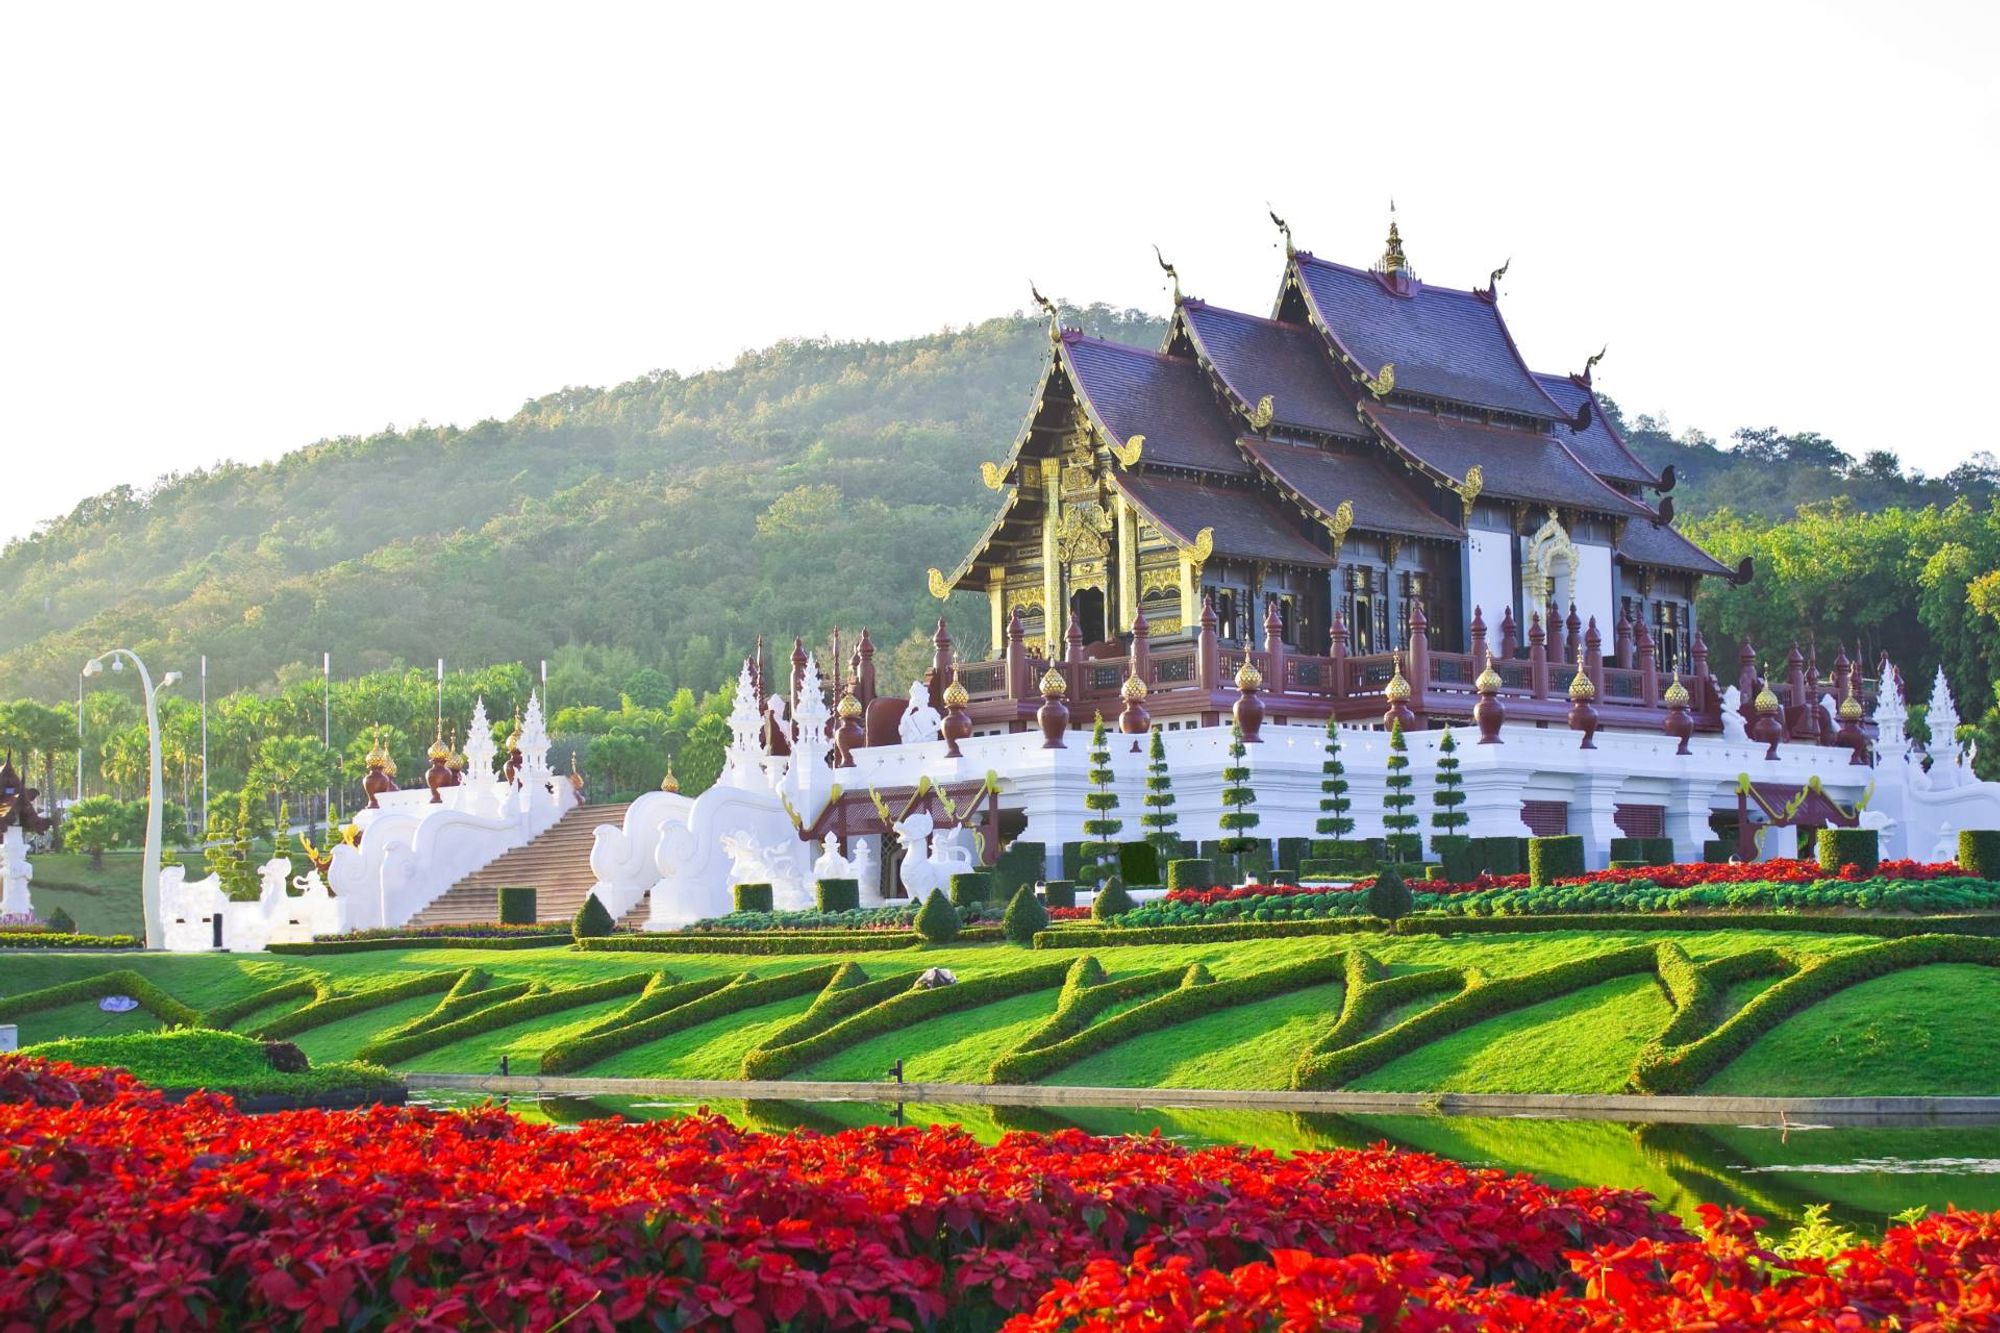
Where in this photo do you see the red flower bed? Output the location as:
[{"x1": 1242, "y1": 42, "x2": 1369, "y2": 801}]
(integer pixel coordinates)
[
  {"x1": 1004, "y1": 1206, "x2": 2000, "y2": 1331},
  {"x1": 4, "y1": 1055, "x2": 1996, "y2": 1330},
  {"x1": 1166, "y1": 859, "x2": 1968, "y2": 906},
  {"x1": 1048, "y1": 906, "x2": 1091, "y2": 921}
]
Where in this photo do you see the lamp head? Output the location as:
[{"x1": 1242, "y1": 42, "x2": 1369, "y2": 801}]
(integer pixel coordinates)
[
  {"x1": 82, "y1": 657, "x2": 104, "y2": 678},
  {"x1": 161, "y1": 672, "x2": 182, "y2": 690},
  {"x1": 110, "y1": 656, "x2": 124, "y2": 673}
]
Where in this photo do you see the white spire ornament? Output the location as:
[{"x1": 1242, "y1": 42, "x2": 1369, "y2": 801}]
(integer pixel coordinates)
[
  {"x1": 519, "y1": 690, "x2": 552, "y2": 781},
  {"x1": 725, "y1": 662, "x2": 765, "y2": 787},
  {"x1": 1870, "y1": 662, "x2": 1907, "y2": 759},
  {"x1": 464, "y1": 696, "x2": 498, "y2": 783},
  {"x1": 1925, "y1": 665, "x2": 1964, "y2": 782}
]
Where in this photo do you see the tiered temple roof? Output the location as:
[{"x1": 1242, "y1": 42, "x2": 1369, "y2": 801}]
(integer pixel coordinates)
[{"x1": 941, "y1": 215, "x2": 1731, "y2": 605}]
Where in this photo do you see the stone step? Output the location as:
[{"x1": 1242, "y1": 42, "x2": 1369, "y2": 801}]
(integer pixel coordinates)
[{"x1": 407, "y1": 801, "x2": 635, "y2": 928}]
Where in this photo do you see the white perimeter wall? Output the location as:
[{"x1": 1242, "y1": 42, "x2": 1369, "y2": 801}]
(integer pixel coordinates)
[{"x1": 1574, "y1": 542, "x2": 1615, "y2": 645}]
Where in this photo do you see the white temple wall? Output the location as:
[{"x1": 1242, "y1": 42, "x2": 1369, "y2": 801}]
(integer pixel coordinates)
[
  {"x1": 1573, "y1": 542, "x2": 1616, "y2": 646},
  {"x1": 1465, "y1": 529, "x2": 1516, "y2": 638}
]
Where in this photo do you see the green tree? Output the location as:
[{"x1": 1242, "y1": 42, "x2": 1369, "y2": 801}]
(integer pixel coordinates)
[
  {"x1": 1217, "y1": 721, "x2": 1260, "y2": 865},
  {"x1": 1367, "y1": 865, "x2": 1413, "y2": 920},
  {"x1": 0, "y1": 699, "x2": 75, "y2": 820},
  {"x1": 63, "y1": 795, "x2": 130, "y2": 871},
  {"x1": 1382, "y1": 721, "x2": 1419, "y2": 863},
  {"x1": 1316, "y1": 716, "x2": 1352, "y2": 838},
  {"x1": 1138, "y1": 725, "x2": 1178, "y2": 857},
  {"x1": 1081, "y1": 714, "x2": 1122, "y2": 887},
  {"x1": 913, "y1": 888, "x2": 961, "y2": 944},
  {"x1": 1430, "y1": 728, "x2": 1466, "y2": 840},
  {"x1": 251, "y1": 735, "x2": 336, "y2": 838},
  {"x1": 1001, "y1": 883, "x2": 1048, "y2": 945},
  {"x1": 676, "y1": 714, "x2": 729, "y2": 795}
]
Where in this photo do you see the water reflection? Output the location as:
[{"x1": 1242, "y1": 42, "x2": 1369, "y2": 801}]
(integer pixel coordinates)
[{"x1": 405, "y1": 1091, "x2": 2000, "y2": 1236}]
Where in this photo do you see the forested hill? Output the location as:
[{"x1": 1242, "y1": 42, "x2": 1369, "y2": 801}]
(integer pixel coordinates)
[
  {"x1": 2, "y1": 303, "x2": 1994, "y2": 709},
  {"x1": 0, "y1": 306, "x2": 1163, "y2": 702}
]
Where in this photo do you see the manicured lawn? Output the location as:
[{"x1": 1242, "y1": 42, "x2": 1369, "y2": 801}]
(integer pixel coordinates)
[
  {"x1": 5, "y1": 926, "x2": 1989, "y2": 1096},
  {"x1": 18, "y1": 851, "x2": 146, "y2": 937},
  {"x1": 1706, "y1": 964, "x2": 2000, "y2": 1097},
  {"x1": 1048, "y1": 981, "x2": 1346, "y2": 1090},
  {"x1": 1349, "y1": 974, "x2": 1675, "y2": 1094},
  {"x1": 798, "y1": 987, "x2": 1062, "y2": 1084},
  {"x1": 590, "y1": 993, "x2": 819, "y2": 1079}
]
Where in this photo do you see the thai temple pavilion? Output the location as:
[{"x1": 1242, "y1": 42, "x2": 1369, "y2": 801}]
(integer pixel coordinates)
[{"x1": 932, "y1": 215, "x2": 1741, "y2": 699}]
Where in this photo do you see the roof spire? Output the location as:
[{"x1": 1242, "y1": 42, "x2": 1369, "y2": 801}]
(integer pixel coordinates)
[
  {"x1": 1377, "y1": 200, "x2": 1412, "y2": 279},
  {"x1": 1583, "y1": 345, "x2": 1608, "y2": 384},
  {"x1": 1029, "y1": 281, "x2": 1060, "y2": 343},
  {"x1": 1152, "y1": 244, "x2": 1181, "y2": 304}
]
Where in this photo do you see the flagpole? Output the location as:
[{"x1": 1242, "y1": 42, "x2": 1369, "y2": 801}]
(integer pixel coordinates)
[
  {"x1": 322, "y1": 651, "x2": 333, "y2": 829},
  {"x1": 200, "y1": 655, "x2": 209, "y2": 837}
]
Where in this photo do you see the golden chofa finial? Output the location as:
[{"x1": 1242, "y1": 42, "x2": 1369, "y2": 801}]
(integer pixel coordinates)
[
  {"x1": 1567, "y1": 647, "x2": 1597, "y2": 702},
  {"x1": 1383, "y1": 651, "x2": 1412, "y2": 703},
  {"x1": 1474, "y1": 651, "x2": 1503, "y2": 694},
  {"x1": 660, "y1": 759, "x2": 680, "y2": 794},
  {"x1": 1121, "y1": 670, "x2": 1148, "y2": 702},
  {"x1": 942, "y1": 668, "x2": 970, "y2": 711},
  {"x1": 1268, "y1": 205, "x2": 1294, "y2": 257},
  {"x1": 1663, "y1": 676, "x2": 1691, "y2": 709},
  {"x1": 1039, "y1": 664, "x2": 1069, "y2": 698},
  {"x1": 1153, "y1": 244, "x2": 1180, "y2": 304},
  {"x1": 1030, "y1": 280, "x2": 1060, "y2": 342},
  {"x1": 1234, "y1": 648, "x2": 1263, "y2": 692}
]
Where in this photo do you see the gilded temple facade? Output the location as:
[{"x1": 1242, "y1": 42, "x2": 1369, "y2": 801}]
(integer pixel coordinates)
[{"x1": 933, "y1": 217, "x2": 1740, "y2": 700}]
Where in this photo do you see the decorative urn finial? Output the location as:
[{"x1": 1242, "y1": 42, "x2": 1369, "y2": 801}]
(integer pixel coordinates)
[
  {"x1": 1118, "y1": 667, "x2": 1150, "y2": 740},
  {"x1": 834, "y1": 682, "x2": 865, "y2": 767},
  {"x1": 660, "y1": 759, "x2": 681, "y2": 794},
  {"x1": 1752, "y1": 672, "x2": 1785, "y2": 761},
  {"x1": 1567, "y1": 647, "x2": 1599, "y2": 749},
  {"x1": 1834, "y1": 678, "x2": 1869, "y2": 765},
  {"x1": 1473, "y1": 650, "x2": 1505, "y2": 744},
  {"x1": 1381, "y1": 650, "x2": 1417, "y2": 732},
  {"x1": 1662, "y1": 675, "x2": 1694, "y2": 756},
  {"x1": 363, "y1": 726, "x2": 400, "y2": 807},
  {"x1": 941, "y1": 668, "x2": 972, "y2": 758},
  {"x1": 1378, "y1": 202, "x2": 1411, "y2": 278},
  {"x1": 1036, "y1": 663, "x2": 1070, "y2": 749},
  {"x1": 425, "y1": 723, "x2": 461, "y2": 803},
  {"x1": 1232, "y1": 647, "x2": 1264, "y2": 742}
]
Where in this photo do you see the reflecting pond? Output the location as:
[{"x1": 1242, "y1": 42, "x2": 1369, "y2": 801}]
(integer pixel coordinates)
[{"x1": 407, "y1": 1090, "x2": 2000, "y2": 1237}]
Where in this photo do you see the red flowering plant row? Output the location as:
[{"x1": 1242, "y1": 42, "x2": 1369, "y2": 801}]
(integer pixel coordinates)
[
  {"x1": 1166, "y1": 859, "x2": 1967, "y2": 906},
  {"x1": 1003, "y1": 1205, "x2": 2000, "y2": 1332},
  {"x1": 1, "y1": 1053, "x2": 1680, "y2": 1331}
]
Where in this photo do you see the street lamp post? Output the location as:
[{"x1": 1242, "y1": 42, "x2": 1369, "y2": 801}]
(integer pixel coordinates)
[{"x1": 83, "y1": 650, "x2": 179, "y2": 950}]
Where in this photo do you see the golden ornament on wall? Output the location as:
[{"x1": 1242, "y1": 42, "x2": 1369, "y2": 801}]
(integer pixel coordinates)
[
  {"x1": 927, "y1": 567, "x2": 951, "y2": 599},
  {"x1": 1363, "y1": 362, "x2": 1396, "y2": 400},
  {"x1": 1108, "y1": 433, "x2": 1144, "y2": 467},
  {"x1": 1247, "y1": 394, "x2": 1274, "y2": 431},
  {"x1": 979, "y1": 461, "x2": 1008, "y2": 491}
]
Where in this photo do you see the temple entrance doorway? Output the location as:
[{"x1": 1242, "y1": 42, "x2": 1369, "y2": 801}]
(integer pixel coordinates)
[{"x1": 1073, "y1": 588, "x2": 1106, "y2": 645}]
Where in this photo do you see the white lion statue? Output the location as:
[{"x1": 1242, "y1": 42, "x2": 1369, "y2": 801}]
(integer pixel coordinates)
[{"x1": 898, "y1": 682, "x2": 942, "y2": 746}]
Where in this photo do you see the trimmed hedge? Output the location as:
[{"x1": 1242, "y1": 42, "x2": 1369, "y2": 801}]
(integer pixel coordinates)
[
  {"x1": 989, "y1": 956, "x2": 1179, "y2": 1074},
  {"x1": 1117, "y1": 841, "x2": 1160, "y2": 886},
  {"x1": 579, "y1": 932, "x2": 920, "y2": 955},
  {"x1": 732, "y1": 883, "x2": 774, "y2": 914},
  {"x1": 0, "y1": 932, "x2": 139, "y2": 950},
  {"x1": 541, "y1": 967, "x2": 835, "y2": 1074},
  {"x1": 1037, "y1": 916, "x2": 1385, "y2": 949},
  {"x1": 1467, "y1": 836, "x2": 1526, "y2": 878},
  {"x1": 740, "y1": 960, "x2": 1071, "y2": 1080},
  {"x1": 1278, "y1": 838, "x2": 1313, "y2": 876},
  {"x1": 815, "y1": 878, "x2": 861, "y2": 913},
  {"x1": 1293, "y1": 944, "x2": 1663, "y2": 1089},
  {"x1": 1609, "y1": 837, "x2": 1675, "y2": 867},
  {"x1": 949, "y1": 872, "x2": 992, "y2": 907},
  {"x1": 992, "y1": 840, "x2": 1046, "y2": 900},
  {"x1": 356, "y1": 971, "x2": 659, "y2": 1066},
  {"x1": 255, "y1": 969, "x2": 468, "y2": 1040},
  {"x1": 0, "y1": 969, "x2": 201, "y2": 1029},
  {"x1": 1166, "y1": 859, "x2": 1214, "y2": 891},
  {"x1": 743, "y1": 963, "x2": 910, "y2": 1073},
  {"x1": 1961, "y1": 829, "x2": 2000, "y2": 879},
  {"x1": 1817, "y1": 827, "x2": 1880, "y2": 876},
  {"x1": 917, "y1": 890, "x2": 964, "y2": 942},
  {"x1": 1302, "y1": 953, "x2": 1466, "y2": 1059},
  {"x1": 1632, "y1": 934, "x2": 2000, "y2": 1093},
  {"x1": 1041, "y1": 880, "x2": 1076, "y2": 909},
  {"x1": 1002, "y1": 885, "x2": 1048, "y2": 945},
  {"x1": 367, "y1": 975, "x2": 540, "y2": 1051},
  {"x1": 1528, "y1": 835, "x2": 1585, "y2": 885},
  {"x1": 266, "y1": 934, "x2": 572, "y2": 955},
  {"x1": 1703, "y1": 839, "x2": 1733, "y2": 864},
  {"x1": 1432, "y1": 835, "x2": 1475, "y2": 885},
  {"x1": 993, "y1": 953, "x2": 1348, "y2": 1083},
  {"x1": 1089, "y1": 878, "x2": 1135, "y2": 920},
  {"x1": 499, "y1": 886, "x2": 537, "y2": 925}
]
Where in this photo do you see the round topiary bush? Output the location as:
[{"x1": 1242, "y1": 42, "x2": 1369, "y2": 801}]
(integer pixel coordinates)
[
  {"x1": 498, "y1": 886, "x2": 538, "y2": 925},
  {"x1": 572, "y1": 893, "x2": 616, "y2": 939},
  {"x1": 913, "y1": 889, "x2": 961, "y2": 944},
  {"x1": 1090, "y1": 876, "x2": 1136, "y2": 920},
  {"x1": 1166, "y1": 858, "x2": 1214, "y2": 891},
  {"x1": 1366, "y1": 866, "x2": 1413, "y2": 920},
  {"x1": 1001, "y1": 884, "x2": 1048, "y2": 945},
  {"x1": 261, "y1": 1041, "x2": 310, "y2": 1074}
]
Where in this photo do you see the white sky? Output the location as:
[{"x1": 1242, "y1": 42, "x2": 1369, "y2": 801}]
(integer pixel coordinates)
[{"x1": 3, "y1": 1, "x2": 1995, "y2": 544}]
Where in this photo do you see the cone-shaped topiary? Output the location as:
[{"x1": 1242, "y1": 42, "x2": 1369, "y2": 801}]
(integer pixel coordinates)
[
  {"x1": 1082, "y1": 713, "x2": 1123, "y2": 886},
  {"x1": 1382, "y1": 721, "x2": 1419, "y2": 862},
  {"x1": 913, "y1": 888, "x2": 961, "y2": 943},
  {"x1": 1431, "y1": 727, "x2": 1466, "y2": 837},
  {"x1": 1002, "y1": 883, "x2": 1049, "y2": 945},
  {"x1": 1366, "y1": 865, "x2": 1414, "y2": 920},
  {"x1": 1316, "y1": 716, "x2": 1353, "y2": 838},
  {"x1": 1089, "y1": 875, "x2": 1135, "y2": 920},
  {"x1": 44, "y1": 906, "x2": 78, "y2": 934},
  {"x1": 1217, "y1": 721, "x2": 1261, "y2": 864},
  {"x1": 1140, "y1": 725, "x2": 1178, "y2": 856},
  {"x1": 572, "y1": 893, "x2": 616, "y2": 939}
]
